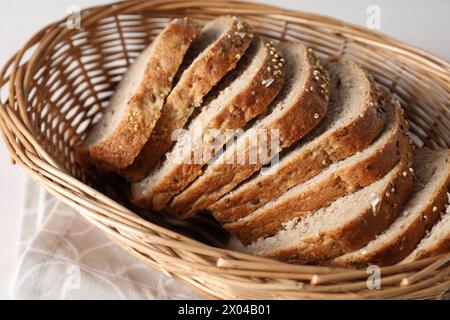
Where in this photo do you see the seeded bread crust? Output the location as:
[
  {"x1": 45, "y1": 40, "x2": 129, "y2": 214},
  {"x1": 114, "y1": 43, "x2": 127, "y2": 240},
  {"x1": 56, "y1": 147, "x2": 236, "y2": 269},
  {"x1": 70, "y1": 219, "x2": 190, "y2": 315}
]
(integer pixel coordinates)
[
  {"x1": 212, "y1": 59, "x2": 386, "y2": 223},
  {"x1": 226, "y1": 101, "x2": 411, "y2": 244},
  {"x1": 403, "y1": 193, "x2": 450, "y2": 263},
  {"x1": 168, "y1": 45, "x2": 330, "y2": 218},
  {"x1": 331, "y1": 149, "x2": 450, "y2": 268},
  {"x1": 131, "y1": 37, "x2": 285, "y2": 210},
  {"x1": 79, "y1": 18, "x2": 201, "y2": 171},
  {"x1": 238, "y1": 152, "x2": 414, "y2": 264},
  {"x1": 120, "y1": 16, "x2": 253, "y2": 181}
]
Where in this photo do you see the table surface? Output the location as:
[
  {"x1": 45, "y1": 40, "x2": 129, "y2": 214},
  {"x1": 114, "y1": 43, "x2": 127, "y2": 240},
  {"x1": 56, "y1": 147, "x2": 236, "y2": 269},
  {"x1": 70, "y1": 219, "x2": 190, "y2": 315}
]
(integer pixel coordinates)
[{"x1": 0, "y1": 0, "x2": 449, "y2": 299}]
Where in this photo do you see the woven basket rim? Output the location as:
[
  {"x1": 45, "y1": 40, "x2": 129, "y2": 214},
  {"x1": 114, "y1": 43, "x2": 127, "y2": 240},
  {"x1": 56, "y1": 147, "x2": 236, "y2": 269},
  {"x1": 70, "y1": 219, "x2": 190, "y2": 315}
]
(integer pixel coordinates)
[{"x1": 1, "y1": 0, "x2": 449, "y2": 299}]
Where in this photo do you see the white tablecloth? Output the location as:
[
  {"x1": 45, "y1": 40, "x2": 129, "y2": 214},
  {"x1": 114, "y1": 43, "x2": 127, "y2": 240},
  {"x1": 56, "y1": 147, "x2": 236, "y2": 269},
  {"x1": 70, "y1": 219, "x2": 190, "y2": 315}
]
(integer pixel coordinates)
[{"x1": 10, "y1": 179, "x2": 203, "y2": 300}]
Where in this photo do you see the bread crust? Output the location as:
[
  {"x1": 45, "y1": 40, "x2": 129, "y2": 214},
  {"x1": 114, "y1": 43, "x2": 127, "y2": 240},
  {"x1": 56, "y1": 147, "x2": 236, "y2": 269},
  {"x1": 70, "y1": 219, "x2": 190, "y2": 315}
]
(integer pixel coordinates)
[
  {"x1": 168, "y1": 45, "x2": 330, "y2": 218},
  {"x1": 79, "y1": 18, "x2": 201, "y2": 170},
  {"x1": 212, "y1": 60, "x2": 385, "y2": 223},
  {"x1": 131, "y1": 38, "x2": 285, "y2": 210},
  {"x1": 261, "y1": 151, "x2": 415, "y2": 264},
  {"x1": 121, "y1": 16, "x2": 253, "y2": 181},
  {"x1": 330, "y1": 149, "x2": 450, "y2": 268},
  {"x1": 406, "y1": 226, "x2": 450, "y2": 262},
  {"x1": 226, "y1": 103, "x2": 410, "y2": 244}
]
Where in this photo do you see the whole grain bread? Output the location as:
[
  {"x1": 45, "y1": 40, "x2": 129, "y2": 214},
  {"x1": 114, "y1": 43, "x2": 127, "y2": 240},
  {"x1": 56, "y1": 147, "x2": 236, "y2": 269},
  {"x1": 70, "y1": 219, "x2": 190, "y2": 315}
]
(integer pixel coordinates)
[
  {"x1": 403, "y1": 193, "x2": 450, "y2": 263},
  {"x1": 79, "y1": 18, "x2": 201, "y2": 171},
  {"x1": 231, "y1": 151, "x2": 414, "y2": 264},
  {"x1": 131, "y1": 37, "x2": 285, "y2": 210},
  {"x1": 331, "y1": 148, "x2": 450, "y2": 268},
  {"x1": 226, "y1": 100, "x2": 411, "y2": 244},
  {"x1": 211, "y1": 59, "x2": 386, "y2": 222},
  {"x1": 168, "y1": 44, "x2": 331, "y2": 218},
  {"x1": 120, "y1": 16, "x2": 253, "y2": 181}
]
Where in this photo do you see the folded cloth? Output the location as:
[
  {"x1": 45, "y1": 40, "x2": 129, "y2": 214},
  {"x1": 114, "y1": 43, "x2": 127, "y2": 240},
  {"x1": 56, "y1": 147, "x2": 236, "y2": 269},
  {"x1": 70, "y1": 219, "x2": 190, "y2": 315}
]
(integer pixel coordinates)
[{"x1": 10, "y1": 179, "x2": 202, "y2": 300}]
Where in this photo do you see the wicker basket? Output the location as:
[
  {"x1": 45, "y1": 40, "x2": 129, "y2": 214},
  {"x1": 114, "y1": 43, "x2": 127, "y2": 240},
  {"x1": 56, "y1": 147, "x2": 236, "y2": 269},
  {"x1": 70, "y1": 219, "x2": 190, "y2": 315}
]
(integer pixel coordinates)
[{"x1": 1, "y1": 0, "x2": 449, "y2": 300}]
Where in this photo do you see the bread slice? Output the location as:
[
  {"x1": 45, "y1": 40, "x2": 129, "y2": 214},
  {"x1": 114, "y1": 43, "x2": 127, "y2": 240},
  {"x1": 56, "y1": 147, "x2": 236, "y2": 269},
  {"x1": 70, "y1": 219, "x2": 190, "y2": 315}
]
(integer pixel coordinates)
[
  {"x1": 120, "y1": 16, "x2": 253, "y2": 181},
  {"x1": 130, "y1": 37, "x2": 285, "y2": 210},
  {"x1": 403, "y1": 193, "x2": 450, "y2": 263},
  {"x1": 226, "y1": 100, "x2": 410, "y2": 244},
  {"x1": 231, "y1": 152, "x2": 414, "y2": 264},
  {"x1": 331, "y1": 149, "x2": 450, "y2": 268},
  {"x1": 168, "y1": 44, "x2": 331, "y2": 218},
  {"x1": 211, "y1": 59, "x2": 386, "y2": 223},
  {"x1": 79, "y1": 18, "x2": 201, "y2": 170}
]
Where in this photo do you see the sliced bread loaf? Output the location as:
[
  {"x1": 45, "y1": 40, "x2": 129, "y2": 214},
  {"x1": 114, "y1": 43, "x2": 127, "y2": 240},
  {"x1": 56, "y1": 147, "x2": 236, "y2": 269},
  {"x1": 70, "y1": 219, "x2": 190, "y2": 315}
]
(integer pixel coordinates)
[
  {"x1": 208, "y1": 58, "x2": 385, "y2": 223},
  {"x1": 231, "y1": 152, "x2": 414, "y2": 264},
  {"x1": 331, "y1": 149, "x2": 450, "y2": 267},
  {"x1": 120, "y1": 16, "x2": 253, "y2": 181},
  {"x1": 79, "y1": 18, "x2": 201, "y2": 170},
  {"x1": 168, "y1": 45, "x2": 331, "y2": 218},
  {"x1": 226, "y1": 100, "x2": 411, "y2": 244},
  {"x1": 130, "y1": 37, "x2": 285, "y2": 210},
  {"x1": 403, "y1": 193, "x2": 450, "y2": 263}
]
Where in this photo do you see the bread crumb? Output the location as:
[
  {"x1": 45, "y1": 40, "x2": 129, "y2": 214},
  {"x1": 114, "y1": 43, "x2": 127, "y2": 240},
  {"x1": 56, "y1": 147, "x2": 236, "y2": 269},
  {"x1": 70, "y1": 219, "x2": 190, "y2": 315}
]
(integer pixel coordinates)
[
  {"x1": 371, "y1": 196, "x2": 381, "y2": 215},
  {"x1": 261, "y1": 78, "x2": 274, "y2": 87}
]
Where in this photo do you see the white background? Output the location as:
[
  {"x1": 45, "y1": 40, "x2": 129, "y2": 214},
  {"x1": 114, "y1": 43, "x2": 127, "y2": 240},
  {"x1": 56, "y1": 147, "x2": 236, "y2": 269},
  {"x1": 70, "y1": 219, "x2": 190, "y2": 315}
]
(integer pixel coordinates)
[{"x1": 0, "y1": 0, "x2": 449, "y2": 299}]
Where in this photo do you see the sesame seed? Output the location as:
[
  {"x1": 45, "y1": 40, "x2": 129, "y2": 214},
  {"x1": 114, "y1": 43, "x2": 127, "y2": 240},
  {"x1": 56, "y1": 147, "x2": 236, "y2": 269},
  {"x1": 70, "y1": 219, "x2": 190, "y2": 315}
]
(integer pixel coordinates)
[
  {"x1": 391, "y1": 187, "x2": 396, "y2": 193},
  {"x1": 309, "y1": 86, "x2": 314, "y2": 91},
  {"x1": 386, "y1": 192, "x2": 390, "y2": 197},
  {"x1": 274, "y1": 65, "x2": 279, "y2": 70},
  {"x1": 280, "y1": 58, "x2": 285, "y2": 63},
  {"x1": 313, "y1": 70, "x2": 320, "y2": 76},
  {"x1": 279, "y1": 63, "x2": 283, "y2": 67},
  {"x1": 274, "y1": 54, "x2": 279, "y2": 58},
  {"x1": 433, "y1": 206, "x2": 438, "y2": 212},
  {"x1": 265, "y1": 42, "x2": 271, "y2": 47},
  {"x1": 236, "y1": 54, "x2": 241, "y2": 59},
  {"x1": 402, "y1": 171, "x2": 408, "y2": 177},
  {"x1": 314, "y1": 113, "x2": 320, "y2": 119},
  {"x1": 160, "y1": 93, "x2": 165, "y2": 99},
  {"x1": 321, "y1": 159, "x2": 327, "y2": 165},
  {"x1": 409, "y1": 167, "x2": 414, "y2": 173},
  {"x1": 270, "y1": 50, "x2": 274, "y2": 55},
  {"x1": 251, "y1": 91, "x2": 255, "y2": 95},
  {"x1": 267, "y1": 67, "x2": 271, "y2": 72},
  {"x1": 272, "y1": 58, "x2": 277, "y2": 63}
]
